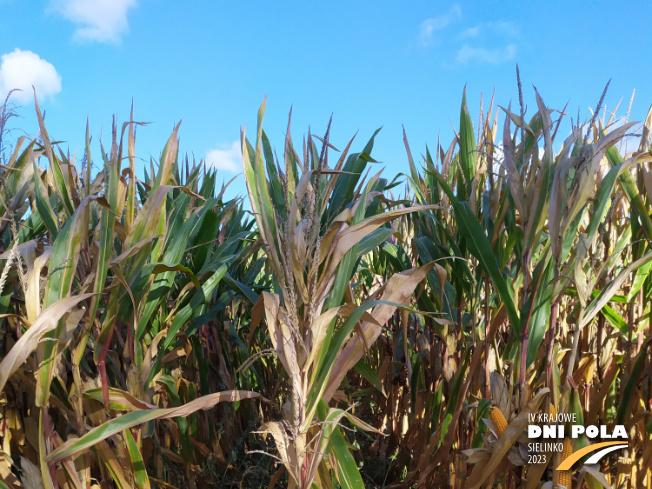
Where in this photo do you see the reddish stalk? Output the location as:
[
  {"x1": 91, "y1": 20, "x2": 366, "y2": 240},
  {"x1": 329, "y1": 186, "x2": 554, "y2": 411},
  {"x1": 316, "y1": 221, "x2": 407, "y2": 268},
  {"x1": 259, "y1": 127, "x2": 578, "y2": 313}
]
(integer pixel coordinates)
[
  {"x1": 98, "y1": 319, "x2": 117, "y2": 410},
  {"x1": 484, "y1": 279, "x2": 490, "y2": 398},
  {"x1": 546, "y1": 298, "x2": 560, "y2": 388}
]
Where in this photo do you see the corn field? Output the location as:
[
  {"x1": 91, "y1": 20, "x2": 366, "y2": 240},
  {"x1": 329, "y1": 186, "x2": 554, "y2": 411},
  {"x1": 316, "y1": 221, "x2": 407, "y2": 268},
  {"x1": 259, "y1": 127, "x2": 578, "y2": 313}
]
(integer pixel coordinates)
[{"x1": 1, "y1": 81, "x2": 651, "y2": 489}]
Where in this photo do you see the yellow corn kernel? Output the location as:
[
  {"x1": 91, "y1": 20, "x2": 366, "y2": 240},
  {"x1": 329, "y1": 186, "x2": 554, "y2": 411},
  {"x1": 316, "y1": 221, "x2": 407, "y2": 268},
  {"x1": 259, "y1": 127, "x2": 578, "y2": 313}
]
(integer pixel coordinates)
[
  {"x1": 490, "y1": 406, "x2": 508, "y2": 438},
  {"x1": 558, "y1": 438, "x2": 573, "y2": 488}
]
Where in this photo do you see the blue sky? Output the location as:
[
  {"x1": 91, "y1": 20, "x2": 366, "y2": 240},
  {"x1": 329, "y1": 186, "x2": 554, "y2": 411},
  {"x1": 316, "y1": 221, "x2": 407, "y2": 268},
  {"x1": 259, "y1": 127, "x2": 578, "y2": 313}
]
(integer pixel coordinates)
[{"x1": 1, "y1": 1, "x2": 651, "y2": 200}]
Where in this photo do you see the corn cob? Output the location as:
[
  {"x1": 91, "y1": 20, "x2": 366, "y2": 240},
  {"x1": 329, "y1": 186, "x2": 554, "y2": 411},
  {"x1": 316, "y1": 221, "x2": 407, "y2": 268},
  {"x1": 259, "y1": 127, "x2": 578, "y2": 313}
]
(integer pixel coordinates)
[
  {"x1": 558, "y1": 437, "x2": 573, "y2": 488},
  {"x1": 490, "y1": 406, "x2": 508, "y2": 437}
]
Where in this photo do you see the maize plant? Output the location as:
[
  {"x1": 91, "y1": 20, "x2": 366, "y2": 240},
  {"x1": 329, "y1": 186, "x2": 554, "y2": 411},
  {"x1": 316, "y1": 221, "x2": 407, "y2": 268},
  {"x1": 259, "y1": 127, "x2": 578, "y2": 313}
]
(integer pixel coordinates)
[{"x1": 241, "y1": 99, "x2": 436, "y2": 488}]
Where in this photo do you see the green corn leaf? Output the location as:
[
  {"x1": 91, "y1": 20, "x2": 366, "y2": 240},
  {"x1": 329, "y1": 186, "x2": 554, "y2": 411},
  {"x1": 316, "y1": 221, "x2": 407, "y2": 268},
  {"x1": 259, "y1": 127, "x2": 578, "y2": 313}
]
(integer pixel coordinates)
[
  {"x1": 616, "y1": 338, "x2": 650, "y2": 424},
  {"x1": 33, "y1": 163, "x2": 59, "y2": 239},
  {"x1": 39, "y1": 195, "x2": 106, "y2": 405},
  {"x1": 434, "y1": 172, "x2": 520, "y2": 332},
  {"x1": 124, "y1": 429, "x2": 151, "y2": 489},
  {"x1": 144, "y1": 264, "x2": 228, "y2": 388},
  {"x1": 354, "y1": 359, "x2": 386, "y2": 397},
  {"x1": 458, "y1": 87, "x2": 477, "y2": 199},
  {"x1": 330, "y1": 425, "x2": 365, "y2": 489},
  {"x1": 606, "y1": 146, "x2": 652, "y2": 241}
]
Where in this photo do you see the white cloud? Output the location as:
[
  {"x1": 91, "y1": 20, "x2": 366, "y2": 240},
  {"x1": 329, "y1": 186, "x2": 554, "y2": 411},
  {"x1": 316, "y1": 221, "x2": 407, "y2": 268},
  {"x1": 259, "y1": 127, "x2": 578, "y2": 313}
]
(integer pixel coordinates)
[
  {"x1": 50, "y1": 0, "x2": 138, "y2": 43},
  {"x1": 419, "y1": 4, "x2": 462, "y2": 46},
  {"x1": 457, "y1": 21, "x2": 519, "y2": 41},
  {"x1": 458, "y1": 26, "x2": 480, "y2": 40},
  {"x1": 456, "y1": 43, "x2": 517, "y2": 66},
  {"x1": 205, "y1": 141, "x2": 242, "y2": 173},
  {"x1": 0, "y1": 49, "x2": 62, "y2": 104}
]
